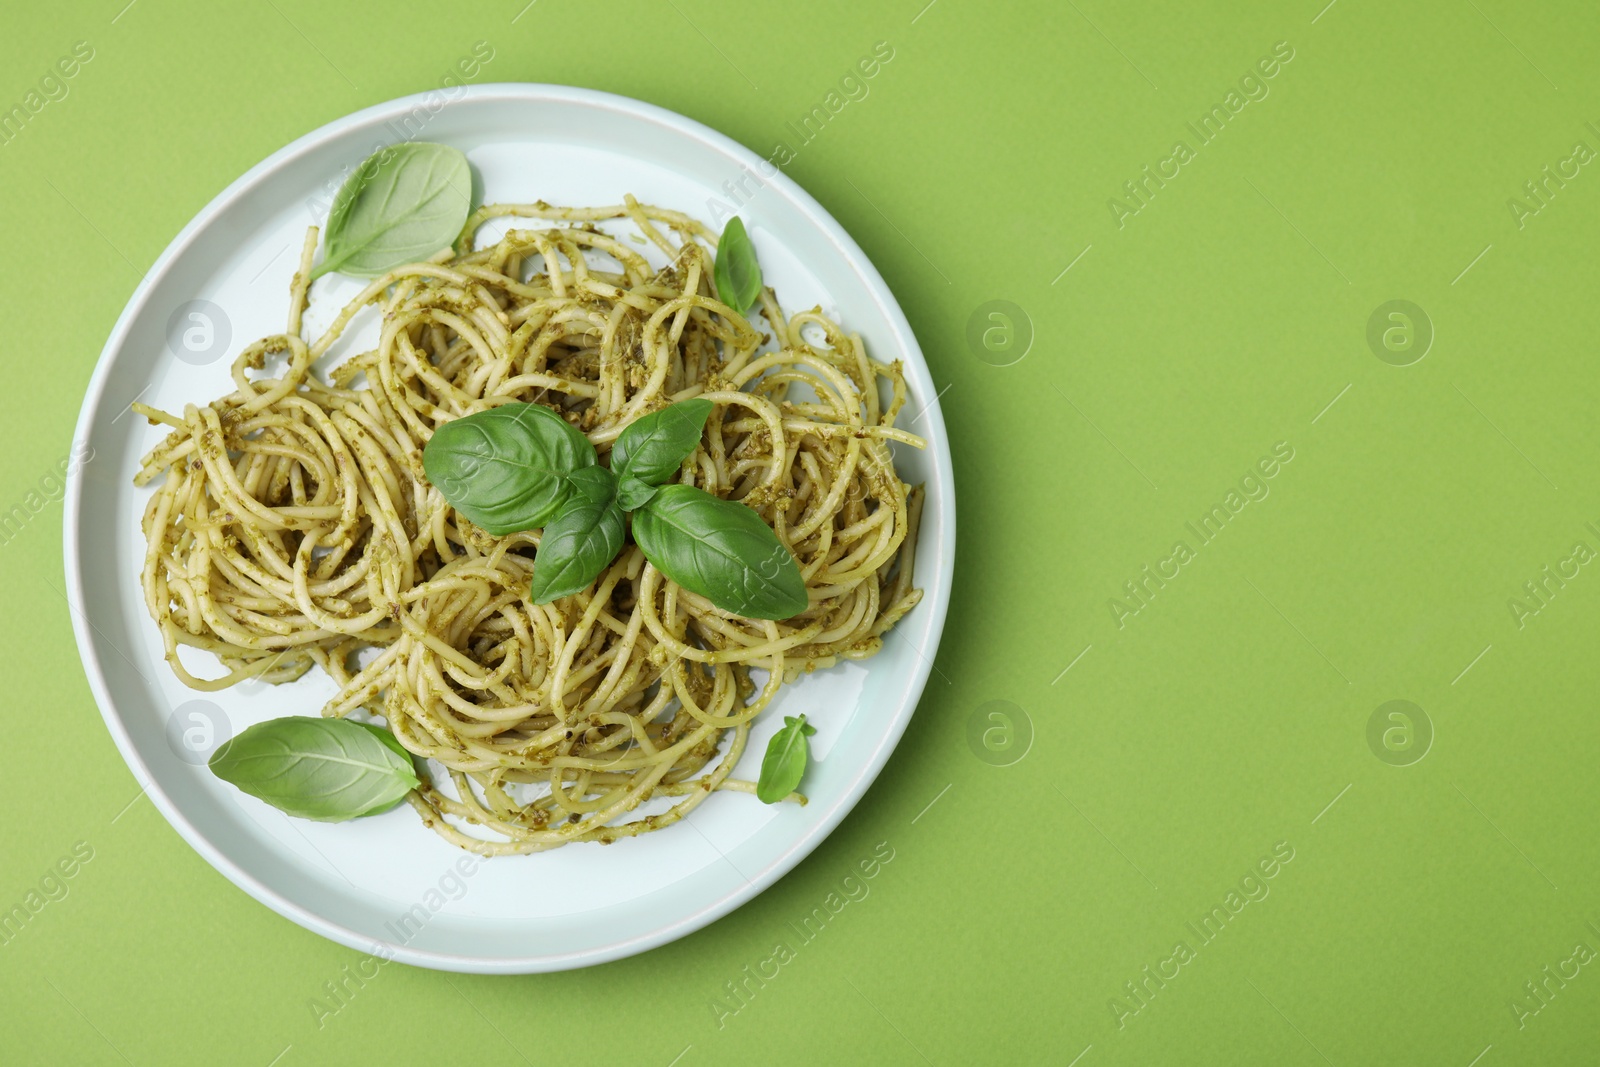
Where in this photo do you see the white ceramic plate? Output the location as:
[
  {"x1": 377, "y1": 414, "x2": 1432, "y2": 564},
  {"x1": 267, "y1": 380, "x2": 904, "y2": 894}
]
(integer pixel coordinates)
[{"x1": 64, "y1": 84, "x2": 953, "y2": 973}]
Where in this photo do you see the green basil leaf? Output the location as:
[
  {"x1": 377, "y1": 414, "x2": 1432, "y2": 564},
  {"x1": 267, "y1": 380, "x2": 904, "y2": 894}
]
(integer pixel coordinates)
[
  {"x1": 208, "y1": 717, "x2": 420, "y2": 822},
  {"x1": 615, "y1": 473, "x2": 660, "y2": 513},
  {"x1": 313, "y1": 142, "x2": 472, "y2": 280},
  {"x1": 423, "y1": 403, "x2": 595, "y2": 535},
  {"x1": 757, "y1": 715, "x2": 816, "y2": 803},
  {"x1": 611, "y1": 399, "x2": 713, "y2": 491},
  {"x1": 712, "y1": 216, "x2": 763, "y2": 315},
  {"x1": 631, "y1": 484, "x2": 809, "y2": 620},
  {"x1": 529, "y1": 466, "x2": 626, "y2": 603}
]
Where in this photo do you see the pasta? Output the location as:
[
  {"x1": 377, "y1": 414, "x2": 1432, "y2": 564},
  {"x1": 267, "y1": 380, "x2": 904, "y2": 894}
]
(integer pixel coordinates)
[{"x1": 134, "y1": 197, "x2": 924, "y2": 855}]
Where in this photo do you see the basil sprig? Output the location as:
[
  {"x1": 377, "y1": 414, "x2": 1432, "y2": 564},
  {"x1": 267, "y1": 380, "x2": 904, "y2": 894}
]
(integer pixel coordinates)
[
  {"x1": 422, "y1": 403, "x2": 595, "y2": 535},
  {"x1": 209, "y1": 717, "x2": 419, "y2": 822},
  {"x1": 313, "y1": 142, "x2": 473, "y2": 280},
  {"x1": 421, "y1": 397, "x2": 808, "y2": 620},
  {"x1": 757, "y1": 715, "x2": 816, "y2": 803},
  {"x1": 712, "y1": 217, "x2": 763, "y2": 315}
]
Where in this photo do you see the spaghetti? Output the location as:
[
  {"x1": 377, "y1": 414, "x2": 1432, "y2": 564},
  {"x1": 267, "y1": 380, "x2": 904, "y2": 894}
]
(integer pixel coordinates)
[{"x1": 134, "y1": 197, "x2": 924, "y2": 855}]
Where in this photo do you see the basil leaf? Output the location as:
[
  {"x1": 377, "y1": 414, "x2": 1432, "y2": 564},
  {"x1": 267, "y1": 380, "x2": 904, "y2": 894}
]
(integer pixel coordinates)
[
  {"x1": 615, "y1": 473, "x2": 660, "y2": 513},
  {"x1": 423, "y1": 403, "x2": 595, "y2": 535},
  {"x1": 757, "y1": 715, "x2": 816, "y2": 803},
  {"x1": 632, "y1": 484, "x2": 809, "y2": 620},
  {"x1": 529, "y1": 466, "x2": 626, "y2": 604},
  {"x1": 313, "y1": 142, "x2": 472, "y2": 279},
  {"x1": 611, "y1": 399, "x2": 713, "y2": 491},
  {"x1": 208, "y1": 717, "x2": 420, "y2": 822},
  {"x1": 712, "y1": 216, "x2": 763, "y2": 315}
]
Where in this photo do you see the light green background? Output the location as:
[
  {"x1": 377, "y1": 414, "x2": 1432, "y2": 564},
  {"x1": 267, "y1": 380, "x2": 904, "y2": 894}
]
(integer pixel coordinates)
[{"x1": 4, "y1": 0, "x2": 1599, "y2": 1063}]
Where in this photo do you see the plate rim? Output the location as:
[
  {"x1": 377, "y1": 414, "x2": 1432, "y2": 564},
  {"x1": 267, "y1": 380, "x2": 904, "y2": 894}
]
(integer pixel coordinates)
[{"x1": 63, "y1": 81, "x2": 955, "y2": 973}]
